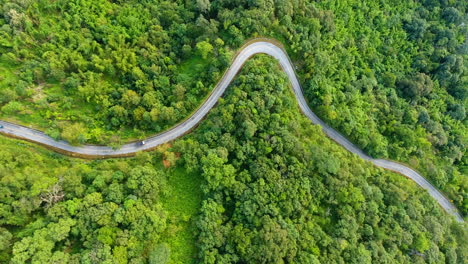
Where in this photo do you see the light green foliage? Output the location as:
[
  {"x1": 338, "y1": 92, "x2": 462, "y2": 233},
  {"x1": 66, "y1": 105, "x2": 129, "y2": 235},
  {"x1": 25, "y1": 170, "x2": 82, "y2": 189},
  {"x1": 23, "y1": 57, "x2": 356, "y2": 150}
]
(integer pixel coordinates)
[
  {"x1": 1, "y1": 101, "x2": 23, "y2": 114},
  {"x1": 11, "y1": 218, "x2": 75, "y2": 264},
  {"x1": 414, "y1": 234, "x2": 430, "y2": 253},
  {"x1": 0, "y1": 228, "x2": 13, "y2": 260},
  {"x1": 174, "y1": 56, "x2": 467, "y2": 263},
  {"x1": 196, "y1": 41, "x2": 214, "y2": 59},
  {"x1": 0, "y1": 55, "x2": 466, "y2": 264},
  {"x1": 0, "y1": 0, "x2": 231, "y2": 144},
  {"x1": 160, "y1": 166, "x2": 203, "y2": 264},
  {"x1": 149, "y1": 243, "x2": 170, "y2": 264},
  {"x1": 0, "y1": 0, "x2": 465, "y2": 213},
  {"x1": 0, "y1": 0, "x2": 467, "y2": 263},
  {"x1": 0, "y1": 136, "x2": 199, "y2": 263},
  {"x1": 60, "y1": 123, "x2": 88, "y2": 145}
]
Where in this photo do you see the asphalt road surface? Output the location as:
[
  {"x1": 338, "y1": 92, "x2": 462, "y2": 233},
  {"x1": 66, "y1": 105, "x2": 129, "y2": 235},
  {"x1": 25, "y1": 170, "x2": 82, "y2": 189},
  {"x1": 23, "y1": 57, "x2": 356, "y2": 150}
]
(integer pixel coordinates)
[{"x1": 0, "y1": 40, "x2": 463, "y2": 222}]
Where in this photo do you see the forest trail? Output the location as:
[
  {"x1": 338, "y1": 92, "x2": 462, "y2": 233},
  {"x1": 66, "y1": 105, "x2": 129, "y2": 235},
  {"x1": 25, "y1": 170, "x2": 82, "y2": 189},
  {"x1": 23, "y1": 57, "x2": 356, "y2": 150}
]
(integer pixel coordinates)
[{"x1": 0, "y1": 40, "x2": 463, "y2": 222}]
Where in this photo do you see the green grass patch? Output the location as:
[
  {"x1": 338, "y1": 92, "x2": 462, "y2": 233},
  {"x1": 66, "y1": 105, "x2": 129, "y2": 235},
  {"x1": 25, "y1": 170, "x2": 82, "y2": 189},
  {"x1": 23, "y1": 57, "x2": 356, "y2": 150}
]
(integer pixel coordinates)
[
  {"x1": 161, "y1": 166, "x2": 203, "y2": 264},
  {"x1": 178, "y1": 56, "x2": 205, "y2": 79},
  {"x1": 0, "y1": 60, "x2": 19, "y2": 89}
]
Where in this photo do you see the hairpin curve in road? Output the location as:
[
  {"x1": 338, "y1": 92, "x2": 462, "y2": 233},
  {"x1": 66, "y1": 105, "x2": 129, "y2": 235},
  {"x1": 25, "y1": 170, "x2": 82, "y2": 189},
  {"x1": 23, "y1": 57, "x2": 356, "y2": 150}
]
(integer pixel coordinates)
[{"x1": 0, "y1": 40, "x2": 463, "y2": 222}]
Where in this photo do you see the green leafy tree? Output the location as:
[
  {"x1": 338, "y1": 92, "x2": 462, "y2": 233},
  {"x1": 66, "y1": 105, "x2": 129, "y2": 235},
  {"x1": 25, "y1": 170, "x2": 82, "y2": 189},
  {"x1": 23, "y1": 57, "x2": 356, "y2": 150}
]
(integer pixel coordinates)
[{"x1": 196, "y1": 40, "x2": 214, "y2": 59}]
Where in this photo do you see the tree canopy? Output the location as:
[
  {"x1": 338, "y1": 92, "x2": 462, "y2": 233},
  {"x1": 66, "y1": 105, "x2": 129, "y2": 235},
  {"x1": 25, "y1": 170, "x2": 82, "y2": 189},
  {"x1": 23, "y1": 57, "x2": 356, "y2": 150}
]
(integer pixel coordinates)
[
  {"x1": 0, "y1": 0, "x2": 466, "y2": 263},
  {"x1": 0, "y1": 0, "x2": 465, "y2": 212}
]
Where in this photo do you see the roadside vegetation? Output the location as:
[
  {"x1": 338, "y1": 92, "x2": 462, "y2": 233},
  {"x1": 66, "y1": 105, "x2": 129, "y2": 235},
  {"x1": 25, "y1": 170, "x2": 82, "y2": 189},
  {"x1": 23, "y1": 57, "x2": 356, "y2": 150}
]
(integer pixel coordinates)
[
  {"x1": 1, "y1": 55, "x2": 466, "y2": 263},
  {"x1": 175, "y1": 56, "x2": 466, "y2": 263},
  {"x1": 0, "y1": 135, "x2": 201, "y2": 263},
  {"x1": 0, "y1": 0, "x2": 466, "y2": 214},
  {"x1": 0, "y1": 0, "x2": 466, "y2": 263}
]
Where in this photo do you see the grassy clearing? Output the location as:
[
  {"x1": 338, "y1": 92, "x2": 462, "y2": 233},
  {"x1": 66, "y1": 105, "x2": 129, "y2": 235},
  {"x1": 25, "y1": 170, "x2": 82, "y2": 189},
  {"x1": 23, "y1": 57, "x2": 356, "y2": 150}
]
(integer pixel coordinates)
[
  {"x1": 161, "y1": 166, "x2": 203, "y2": 264},
  {"x1": 178, "y1": 56, "x2": 205, "y2": 79},
  {"x1": 0, "y1": 61, "x2": 18, "y2": 86}
]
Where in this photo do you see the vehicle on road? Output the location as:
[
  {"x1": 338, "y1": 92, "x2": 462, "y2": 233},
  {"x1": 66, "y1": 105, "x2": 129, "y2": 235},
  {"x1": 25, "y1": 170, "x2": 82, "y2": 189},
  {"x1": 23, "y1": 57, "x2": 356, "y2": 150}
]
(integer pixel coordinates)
[{"x1": 0, "y1": 40, "x2": 462, "y2": 222}]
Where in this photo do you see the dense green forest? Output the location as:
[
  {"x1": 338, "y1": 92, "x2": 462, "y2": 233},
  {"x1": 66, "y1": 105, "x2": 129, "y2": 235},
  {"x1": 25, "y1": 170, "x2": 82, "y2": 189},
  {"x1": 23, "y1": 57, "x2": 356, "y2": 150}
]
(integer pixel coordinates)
[
  {"x1": 180, "y1": 55, "x2": 467, "y2": 264},
  {"x1": 0, "y1": 0, "x2": 467, "y2": 263},
  {"x1": 0, "y1": 0, "x2": 466, "y2": 213},
  {"x1": 1, "y1": 56, "x2": 466, "y2": 263},
  {"x1": 0, "y1": 135, "x2": 203, "y2": 263}
]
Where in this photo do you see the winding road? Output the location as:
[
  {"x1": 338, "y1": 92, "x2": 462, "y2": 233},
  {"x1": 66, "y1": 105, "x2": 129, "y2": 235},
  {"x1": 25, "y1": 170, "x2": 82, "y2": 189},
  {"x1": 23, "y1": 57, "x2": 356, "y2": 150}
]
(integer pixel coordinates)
[{"x1": 0, "y1": 40, "x2": 463, "y2": 222}]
